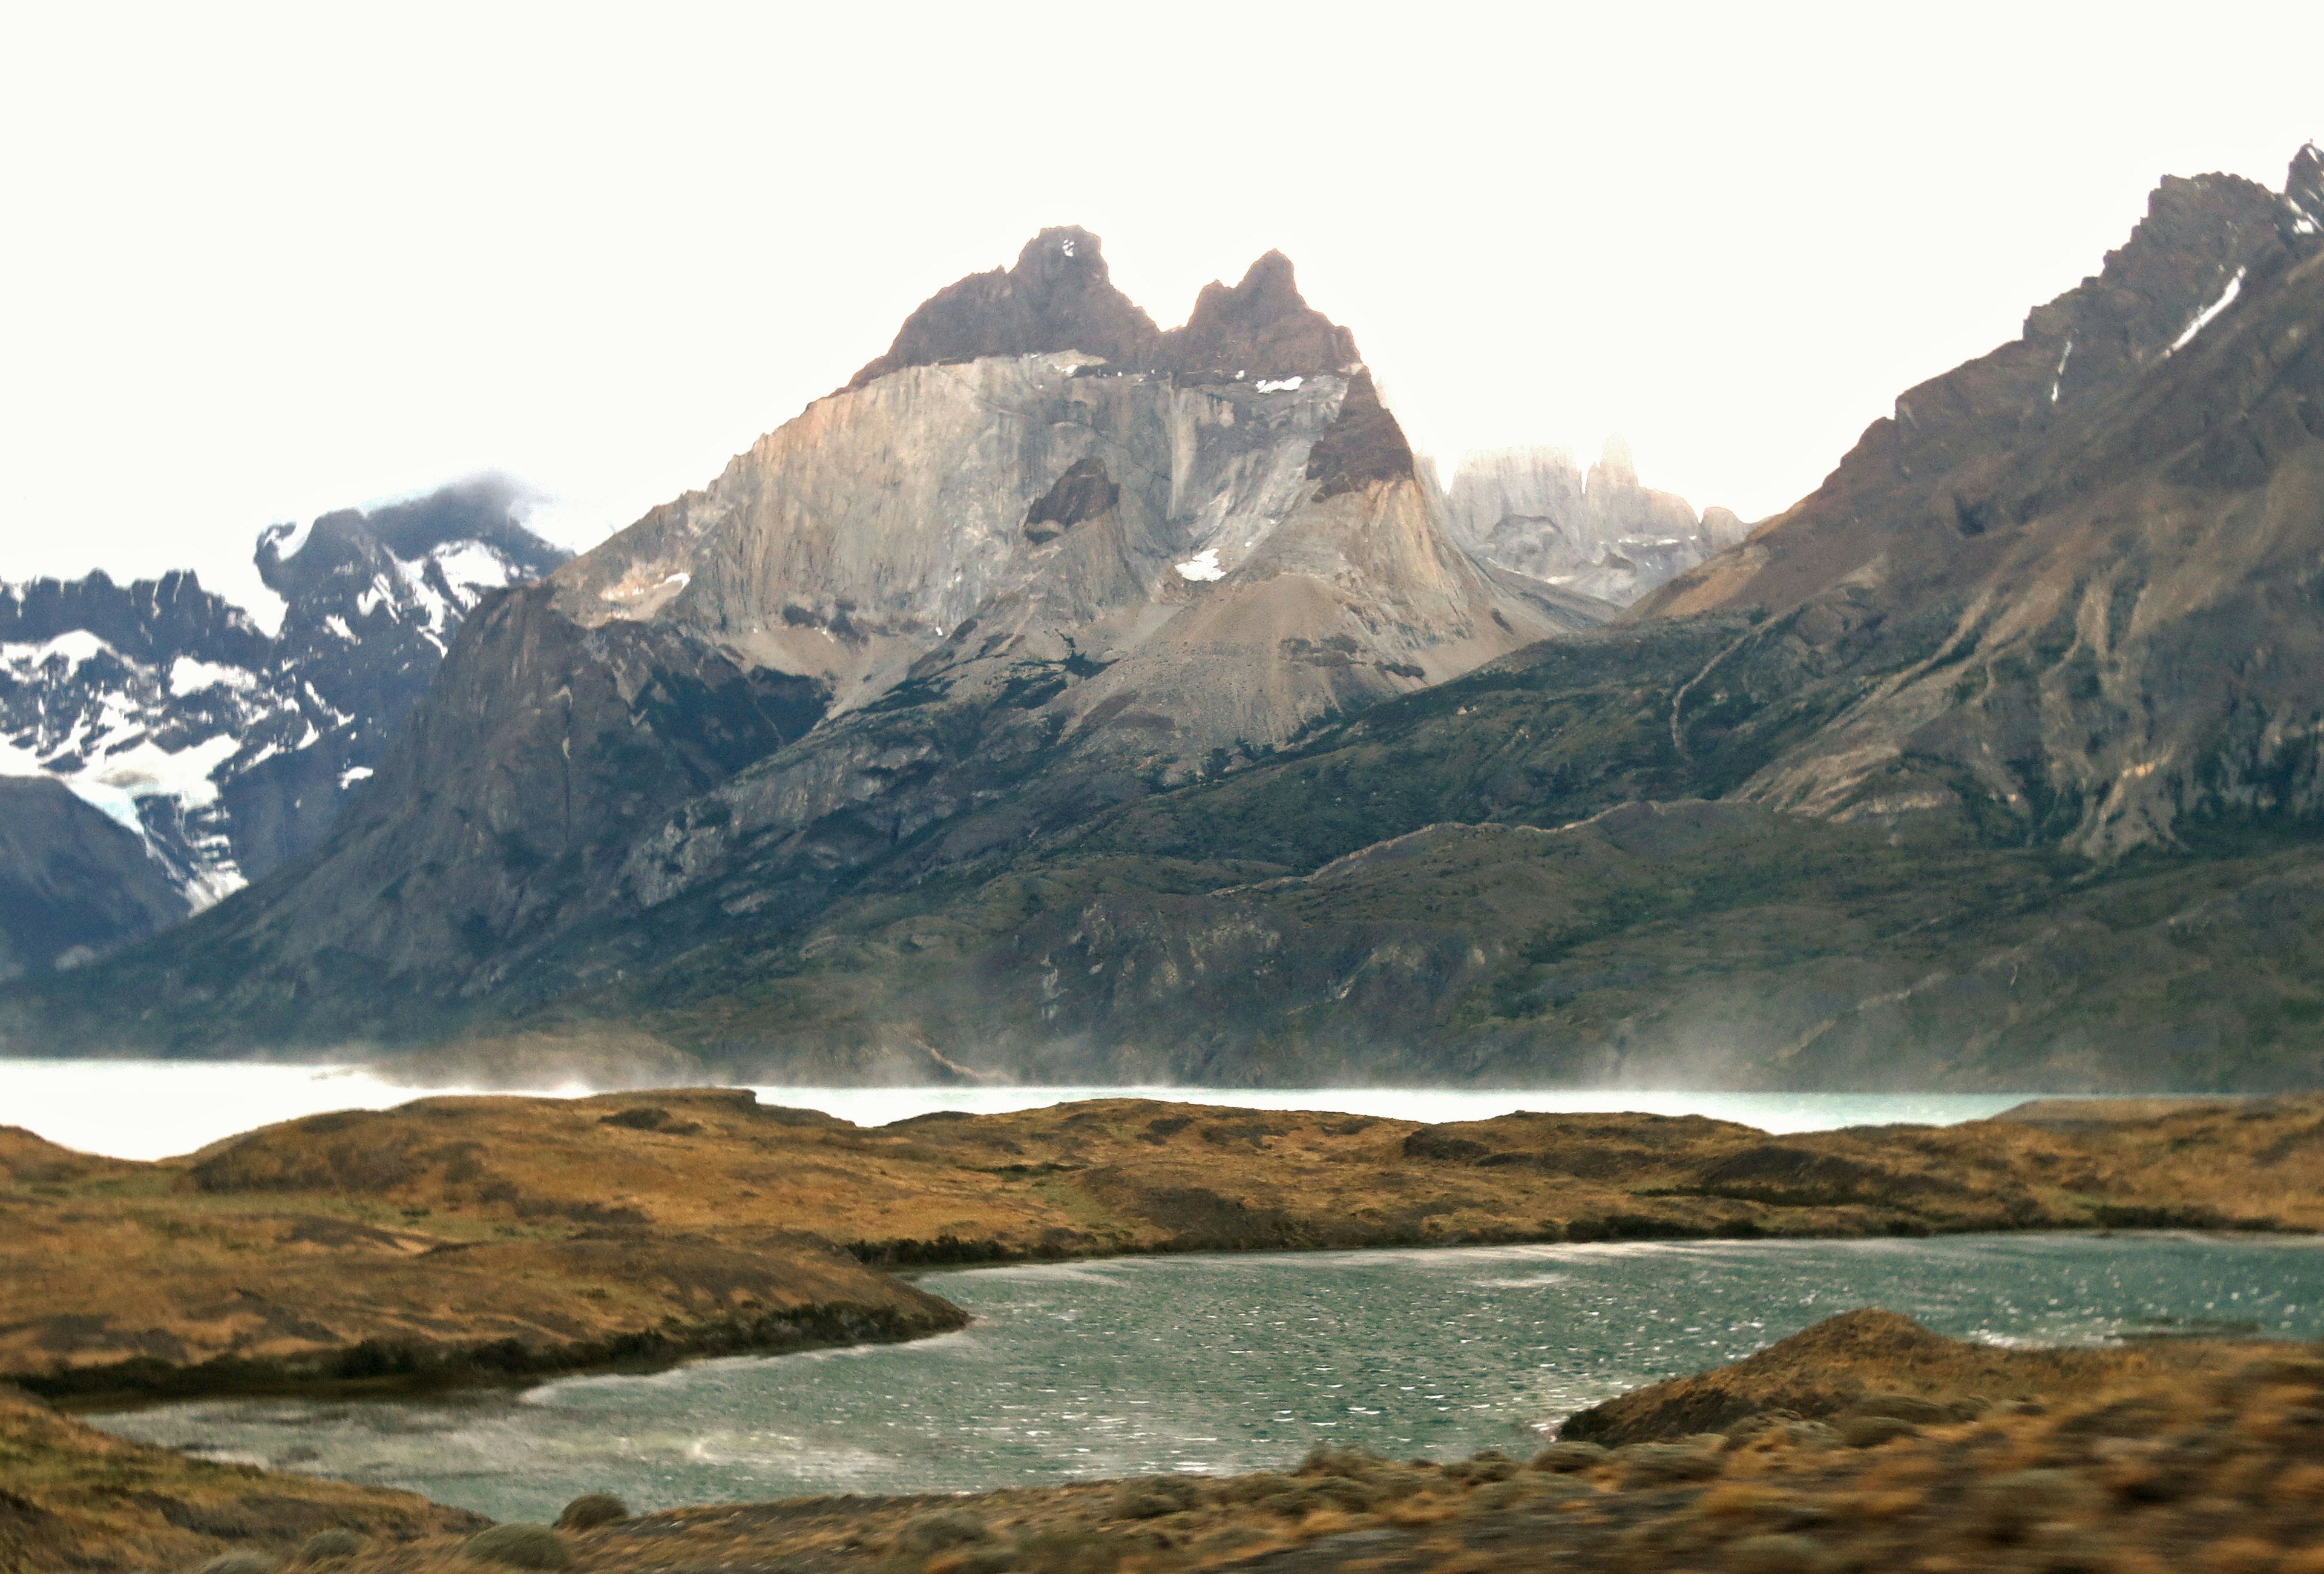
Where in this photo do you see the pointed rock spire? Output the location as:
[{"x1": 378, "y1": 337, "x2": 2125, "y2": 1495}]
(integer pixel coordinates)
[
  {"x1": 847, "y1": 226, "x2": 1161, "y2": 388},
  {"x1": 1154, "y1": 251, "x2": 1361, "y2": 378},
  {"x1": 2284, "y1": 141, "x2": 2324, "y2": 239}
]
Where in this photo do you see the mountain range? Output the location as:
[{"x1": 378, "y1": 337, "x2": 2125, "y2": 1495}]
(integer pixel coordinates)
[
  {"x1": 0, "y1": 481, "x2": 565, "y2": 977},
  {"x1": 7, "y1": 142, "x2": 2323, "y2": 1092}
]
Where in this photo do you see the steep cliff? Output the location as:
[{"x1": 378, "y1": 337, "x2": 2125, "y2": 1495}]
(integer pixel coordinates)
[
  {"x1": 7, "y1": 231, "x2": 1601, "y2": 1050},
  {"x1": 0, "y1": 777, "x2": 185, "y2": 979},
  {"x1": 1640, "y1": 143, "x2": 2324, "y2": 853}
]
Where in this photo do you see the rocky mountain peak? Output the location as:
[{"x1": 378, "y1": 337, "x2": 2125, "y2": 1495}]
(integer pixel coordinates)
[
  {"x1": 1444, "y1": 440, "x2": 1726, "y2": 605},
  {"x1": 2286, "y1": 142, "x2": 2324, "y2": 237},
  {"x1": 2017, "y1": 168, "x2": 2294, "y2": 392},
  {"x1": 1, "y1": 481, "x2": 568, "y2": 959},
  {"x1": 1586, "y1": 435, "x2": 1640, "y2": 492},
  {"x1": 1155, "y1": 249, "x2": 1361, "y2": 378},
  {"x1": 845, "y1": 225, "x2": 1162, "y2": 387},
  {"x1": 257, "y1": 476, "x2": 563, "y2": 609}
]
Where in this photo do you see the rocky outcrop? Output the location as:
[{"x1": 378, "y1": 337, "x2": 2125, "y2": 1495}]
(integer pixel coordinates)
[
  {"x1": 1444, "y1": 439, "x2": 1735, "y2": 604},
  {"x1": 1638, "y1": 144, "x2": 2324, "y2": 853},
  {"x1": 847, "y1": 226, "x2": 1160, "y2": 387}
]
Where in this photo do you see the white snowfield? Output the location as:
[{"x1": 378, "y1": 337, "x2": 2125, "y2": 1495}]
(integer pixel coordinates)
[
  {"x1": 1173, "y1": 547, "x2": 1227, "y2": 582},
  {"x1": 2168, "y1": 266, "x2": 2246, "y2": 354}
]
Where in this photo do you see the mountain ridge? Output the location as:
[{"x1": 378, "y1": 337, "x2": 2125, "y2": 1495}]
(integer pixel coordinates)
[
  {"x1": 0, "y1": 231, "x2": 1603, "y2": 1050},
  {"x1": 0, "y1": 481, "x2": 568, "y2": 971},
  {"x1": 13, "y1": 151, "x2": 2324, "y2": 1088}
]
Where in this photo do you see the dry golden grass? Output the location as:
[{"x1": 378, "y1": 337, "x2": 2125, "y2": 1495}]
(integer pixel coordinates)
[
  {"x1": 9, "y1": 1090, "x2": 2324, "y2": 1407},
  {"x1": 0, "y1": 1382, "x2": 478, "y2": 1573}
]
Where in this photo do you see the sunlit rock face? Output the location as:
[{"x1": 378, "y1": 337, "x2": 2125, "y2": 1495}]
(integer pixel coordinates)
[
  {"x1": 0, "y1": 482, "x2": 566, "y2": 967},
  {"x1": 24, "y1": 228, "x2": 1613, "y2": 1049},
  {"x1": 1442, "y1": 440, "x2": 1740, "y2": 605}
]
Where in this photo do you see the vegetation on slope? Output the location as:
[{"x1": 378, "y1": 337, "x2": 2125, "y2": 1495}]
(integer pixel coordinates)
[{"x1": 11, "y1": 1091, "x2": 2324, "y2": 1404}]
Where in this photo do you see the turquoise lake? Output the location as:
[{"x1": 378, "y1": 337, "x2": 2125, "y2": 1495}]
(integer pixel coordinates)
[{"x1": 95, "y1": 1231, "x2": 2324, "y2": 1525}]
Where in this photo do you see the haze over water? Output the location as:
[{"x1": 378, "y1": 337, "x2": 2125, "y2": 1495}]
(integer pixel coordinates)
[{"x1": 0, "y1": 1058, "x2": 2036, "y2": 1160}]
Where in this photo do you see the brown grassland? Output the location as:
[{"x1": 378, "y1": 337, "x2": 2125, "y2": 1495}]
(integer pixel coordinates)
[
  {"x1": 8, "y1": 1092, "x2": 2324, "y2": 1403},
  {"x1": 9, "y1": 1092, "x2": 2324, "y2": 1571}
]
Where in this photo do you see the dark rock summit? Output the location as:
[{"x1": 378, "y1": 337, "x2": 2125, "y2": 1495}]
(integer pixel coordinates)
[
  {"x1": 850, "y1": 230, "x2": 1364, "y2": 387},
  {"x1": 1153, "y1": 250, "x2": 1361, "y2": 378},
  {"x1": 847, "y1": 226, "x2": 1161, "y2": 387}
]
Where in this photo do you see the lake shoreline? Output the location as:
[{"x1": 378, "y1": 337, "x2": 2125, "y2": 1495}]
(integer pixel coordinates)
[{"x1": 9, "y1": 1090, "x2": 2324, "y2": 1415}]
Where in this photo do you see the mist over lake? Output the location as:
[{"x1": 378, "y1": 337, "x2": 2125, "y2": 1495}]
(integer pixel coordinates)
[{"x1": 0, "y1": 1058, "x2": 2035, "y2": 1160}]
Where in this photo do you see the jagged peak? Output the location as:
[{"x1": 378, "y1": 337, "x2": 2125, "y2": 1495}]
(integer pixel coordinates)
[
  {"x1": 844, "y1": 235, "x2": 1365, "y2": 391},
  {"x1": 846, "y1": 226, "x2": 1161, "y2": 389},
  {"x1": 257, "y1": 478, "x2": 563, "y2": 591},
  {"x1": 1154, "y1": 249, "x2": 1361, "y2": 379},
  {"x1": 1587, "y1": 436, "x2": 1640, "y2": 492},
  {"x1": 2286, "y1": 141, "x2": 2323, "y2": 235}
]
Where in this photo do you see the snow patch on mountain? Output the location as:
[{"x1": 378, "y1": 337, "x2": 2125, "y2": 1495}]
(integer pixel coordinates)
[{"x1": 0, "y1": 478, "x2": 569, "y2": 946}]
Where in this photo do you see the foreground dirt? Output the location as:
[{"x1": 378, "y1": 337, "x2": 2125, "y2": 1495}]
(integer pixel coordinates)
[
  {"x1": 8, "y1": 1090, "x2": 2324, "y2": 1401},
  {"x1": 19, "y1": 1313, "x2": 2324, "y2": 1574}
]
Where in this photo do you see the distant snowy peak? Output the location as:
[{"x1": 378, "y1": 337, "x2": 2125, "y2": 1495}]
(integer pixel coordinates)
[
  {"x1": 0, "y1": 479, "x2": 568, "y2": 938},
  {"x1": 1, "y1": 575, "x2": 296, "y2": 912},
  {"x1": 1442, "y1": 440, "x2": 1738, "y2": 606}
]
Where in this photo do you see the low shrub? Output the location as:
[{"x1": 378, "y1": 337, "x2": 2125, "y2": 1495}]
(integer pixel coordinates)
[
  {"x1": 1111, "y1": 1475, "x2": 1201, "y2": 1519},
  {"x1": 195, "y1": 1556, "x2": 278, "y2": 1574},
  {"x1": 294, "y1": 1529, "x2": 365, "y2": 1563},
  {"x1": 895, "y1": 1508, "x2": 991, "y2": 1553},
  {"x1": 463, "y1": 1523, "x2": 571, "y2": 1570},
  {"x1": 1531, "y1": 1440, "x2": 1609, "y2": 1472},
  {"x1": 554, "y1": 1493, "x2": 630, "y2": 1532}
]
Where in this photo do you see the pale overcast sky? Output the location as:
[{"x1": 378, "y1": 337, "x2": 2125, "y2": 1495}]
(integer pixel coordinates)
[{"x1": 2, "y1": 3, "x2": 2319, "y2": 624}]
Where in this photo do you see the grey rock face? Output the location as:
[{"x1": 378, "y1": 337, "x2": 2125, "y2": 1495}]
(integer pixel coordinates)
[
  {"x1": 1444, "y1": 440, "x2": 1732, "y2": 605},
  {"x1": 13, "y1": 231, "x2": 1610, "y2": 1049},
  {"x1": 0, "y1": 776, "x2": 185, "y2": 980}
]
